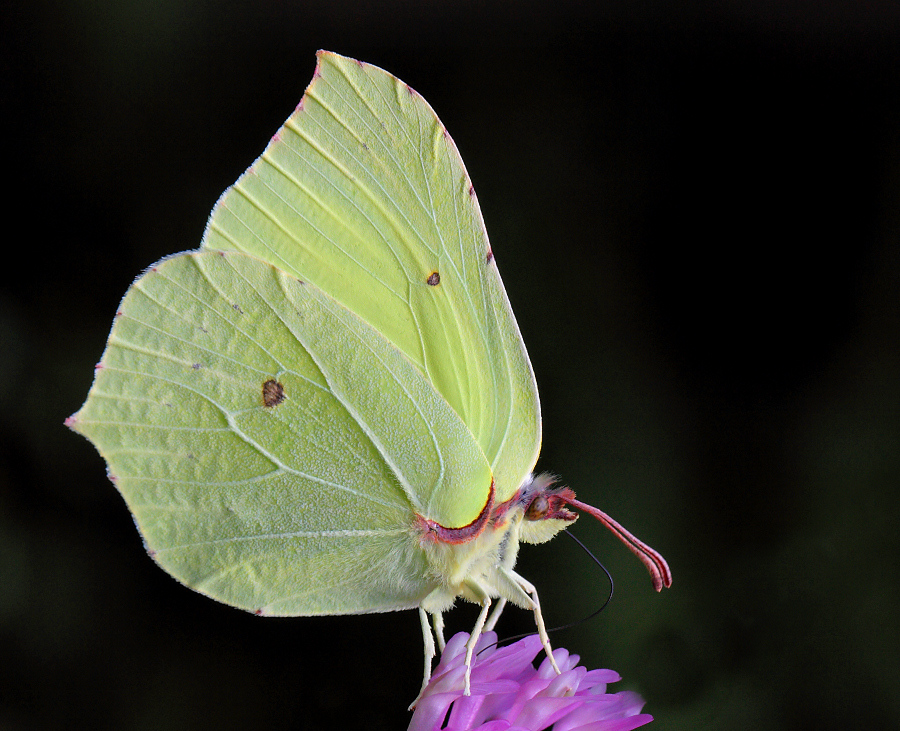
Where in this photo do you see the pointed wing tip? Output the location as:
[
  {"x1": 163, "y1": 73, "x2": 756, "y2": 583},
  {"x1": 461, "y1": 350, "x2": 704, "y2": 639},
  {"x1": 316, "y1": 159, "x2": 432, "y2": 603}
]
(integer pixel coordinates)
[
  {"x1": 315, "y1": 49, "x2": 361, "y2": 71},
  {"x1": 65, "y1": 409, "x2": 93, "y2": 438},
  {"x1": 64, "y1": 413, "x2": 79, "y2": 431}
]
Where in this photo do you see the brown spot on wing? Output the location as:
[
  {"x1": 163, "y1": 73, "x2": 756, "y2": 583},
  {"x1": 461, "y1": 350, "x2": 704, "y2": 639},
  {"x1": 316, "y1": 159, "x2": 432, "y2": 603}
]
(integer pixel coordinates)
[{"x1": 262, "y1": 379, "x2": 286, "y2": 408}]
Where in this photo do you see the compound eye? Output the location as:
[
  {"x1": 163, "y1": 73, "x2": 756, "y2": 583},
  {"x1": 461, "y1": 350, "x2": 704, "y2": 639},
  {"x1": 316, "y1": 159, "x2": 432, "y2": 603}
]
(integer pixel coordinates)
[{"x1": 525, "y1": 495, "x2": 550, "y2": 521}]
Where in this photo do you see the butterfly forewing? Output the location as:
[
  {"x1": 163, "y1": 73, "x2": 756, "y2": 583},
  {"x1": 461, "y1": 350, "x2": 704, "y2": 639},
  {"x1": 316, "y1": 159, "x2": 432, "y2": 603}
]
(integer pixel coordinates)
[{"x1": 202, "y1": 52, "x2": 540, "y2": 503}]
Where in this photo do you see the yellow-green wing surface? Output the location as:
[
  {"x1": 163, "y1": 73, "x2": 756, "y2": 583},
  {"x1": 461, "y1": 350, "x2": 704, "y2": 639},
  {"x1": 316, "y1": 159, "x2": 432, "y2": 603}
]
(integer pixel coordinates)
[
  {"x1": 202, "y1": 51, "x2": 540, "y2": 505},
  {"x1": 71, "y1": 251, "x2": 492, "y2": 615}
]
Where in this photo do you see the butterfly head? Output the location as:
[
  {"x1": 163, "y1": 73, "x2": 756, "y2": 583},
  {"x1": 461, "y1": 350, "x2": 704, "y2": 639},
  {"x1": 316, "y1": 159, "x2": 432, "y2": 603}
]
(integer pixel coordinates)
[{"x1": 504, "y1": 473, "x2": 578, "y2": 545}]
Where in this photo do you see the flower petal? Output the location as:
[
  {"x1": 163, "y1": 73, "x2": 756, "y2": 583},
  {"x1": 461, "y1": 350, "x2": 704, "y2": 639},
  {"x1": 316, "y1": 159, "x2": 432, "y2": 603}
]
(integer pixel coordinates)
[{"x1": 407, "y1": 632, "x2": 655, "y2": 731}]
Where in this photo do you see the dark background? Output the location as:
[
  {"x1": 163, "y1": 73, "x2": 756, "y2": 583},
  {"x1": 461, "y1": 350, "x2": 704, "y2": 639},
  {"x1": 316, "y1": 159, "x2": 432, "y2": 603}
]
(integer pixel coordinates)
[{"x1": 4, "y1": 2, "x2": 899, "y2": 729}]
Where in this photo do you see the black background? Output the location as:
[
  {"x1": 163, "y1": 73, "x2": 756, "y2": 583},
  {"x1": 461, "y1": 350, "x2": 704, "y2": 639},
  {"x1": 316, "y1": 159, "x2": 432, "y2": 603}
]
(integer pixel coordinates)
[{"x1": 4, "y1": 2, "x2": 900, "y2": 729}]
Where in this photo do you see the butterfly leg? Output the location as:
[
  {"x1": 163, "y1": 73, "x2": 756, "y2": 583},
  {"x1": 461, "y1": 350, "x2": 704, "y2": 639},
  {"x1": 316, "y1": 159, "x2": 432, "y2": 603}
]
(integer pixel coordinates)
[
  {"x1": 409, "y1": 606, "x2": 436, "y2": 710},
  {"x1": 432, "y1": 610, "x2": 446, "y2": 651},
  {"x1": 461, "y1": 578, "x2": 493, "y2": 696},
  {"x1": 484, "y1": 597, "x2": 507, "y2": 632},
  {"x1": 497, "y1": 567, "x2": 561, "y2": 675}
]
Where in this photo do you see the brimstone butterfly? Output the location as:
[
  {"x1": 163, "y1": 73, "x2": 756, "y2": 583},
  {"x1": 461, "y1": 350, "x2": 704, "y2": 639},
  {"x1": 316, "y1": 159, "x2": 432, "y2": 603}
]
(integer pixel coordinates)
[{"x1": 67, "y1": 51, "x2": 671, "y2": 697}]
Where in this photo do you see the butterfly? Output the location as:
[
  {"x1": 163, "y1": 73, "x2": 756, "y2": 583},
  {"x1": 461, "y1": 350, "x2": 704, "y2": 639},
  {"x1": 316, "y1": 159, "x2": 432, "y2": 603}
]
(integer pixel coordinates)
[{"x1": 67, "y1": 50, "x2": 671, "y2": 699}]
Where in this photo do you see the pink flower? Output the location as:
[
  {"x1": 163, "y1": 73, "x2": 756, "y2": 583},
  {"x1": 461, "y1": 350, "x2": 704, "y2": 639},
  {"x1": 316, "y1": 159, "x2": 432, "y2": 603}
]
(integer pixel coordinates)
[{"x1": 408, "y1": 632, "x2": 654, "y2": 731}]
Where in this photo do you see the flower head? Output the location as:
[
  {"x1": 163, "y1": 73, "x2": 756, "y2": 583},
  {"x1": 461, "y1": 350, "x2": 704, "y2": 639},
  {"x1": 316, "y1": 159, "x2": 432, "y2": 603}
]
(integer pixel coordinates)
[{"x1": 408, "y1": 631, "x2": 653, "y2": 731}]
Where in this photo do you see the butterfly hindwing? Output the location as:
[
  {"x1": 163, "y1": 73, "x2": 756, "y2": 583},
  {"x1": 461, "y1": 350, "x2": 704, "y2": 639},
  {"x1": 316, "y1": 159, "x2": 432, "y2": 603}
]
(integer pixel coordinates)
[{"x1": 71, "y1": 250, "x2": 493, "y2": 614}]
